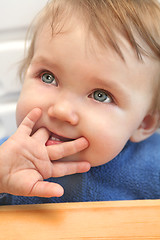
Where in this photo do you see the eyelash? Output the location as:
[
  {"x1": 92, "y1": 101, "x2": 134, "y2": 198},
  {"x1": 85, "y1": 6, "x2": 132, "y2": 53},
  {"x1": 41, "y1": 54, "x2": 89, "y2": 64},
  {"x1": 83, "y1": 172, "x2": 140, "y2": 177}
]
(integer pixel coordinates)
[
  {"x1": 88, "y1": 89, "x2": 114, "y2": 104},
  {"x1": 34, "y1": 70, "x2": 114, "y2": 104},
  {"x1": 35, "y1": 70, "x2": 58, "y2": 86}
]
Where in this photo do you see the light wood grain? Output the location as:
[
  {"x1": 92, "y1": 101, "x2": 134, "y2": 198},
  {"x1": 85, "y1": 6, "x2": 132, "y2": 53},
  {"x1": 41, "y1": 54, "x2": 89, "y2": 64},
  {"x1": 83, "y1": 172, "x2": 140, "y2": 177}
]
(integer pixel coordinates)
[{"x1": 0, "y1": 199, "x2": 160, "y2": 240}]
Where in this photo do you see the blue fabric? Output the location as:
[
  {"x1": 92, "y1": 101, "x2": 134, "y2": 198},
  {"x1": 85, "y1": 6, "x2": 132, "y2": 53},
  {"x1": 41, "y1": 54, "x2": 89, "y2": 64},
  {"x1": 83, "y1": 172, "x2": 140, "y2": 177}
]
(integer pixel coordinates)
[
  {"x1": 0, "y1": 133, "x2": 160, "y2": 205},
  {"x1": 0, "y1": 136, "x2": 8, "y2": 145}
]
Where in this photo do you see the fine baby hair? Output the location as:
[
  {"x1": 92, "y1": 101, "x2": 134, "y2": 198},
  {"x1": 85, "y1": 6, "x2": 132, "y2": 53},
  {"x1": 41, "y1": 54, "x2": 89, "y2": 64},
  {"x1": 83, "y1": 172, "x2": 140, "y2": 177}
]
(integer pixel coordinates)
[
  {"x1": 1, "y1": 0, "x2": 160, "y2": 204},
  {"x1": 20, "y1": 0, "x2": 160, "y2": 118}
]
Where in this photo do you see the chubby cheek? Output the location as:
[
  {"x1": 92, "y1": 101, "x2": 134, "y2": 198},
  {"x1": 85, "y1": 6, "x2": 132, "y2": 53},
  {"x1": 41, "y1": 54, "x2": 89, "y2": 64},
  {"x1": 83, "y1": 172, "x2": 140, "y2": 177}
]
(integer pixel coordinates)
[
  {"x1": 82, "y1": 128, "x2": 130, "y2": 167},
  {"x1": 16, "y1": 94, "x2": 37, "y2": 127},
  {"x1": 16, "y1": 100, "x2": 27, "y2": 127},
  {"x1": 86, "y1": 141, "x2": 124, "y2": 167}
]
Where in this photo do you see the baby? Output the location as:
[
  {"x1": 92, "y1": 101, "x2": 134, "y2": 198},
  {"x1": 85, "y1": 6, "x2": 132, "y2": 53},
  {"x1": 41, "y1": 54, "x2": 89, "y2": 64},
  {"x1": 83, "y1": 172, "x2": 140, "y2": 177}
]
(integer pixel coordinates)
[{"x1": 0, "y1": 0, "x2": 160, "y2": 205}]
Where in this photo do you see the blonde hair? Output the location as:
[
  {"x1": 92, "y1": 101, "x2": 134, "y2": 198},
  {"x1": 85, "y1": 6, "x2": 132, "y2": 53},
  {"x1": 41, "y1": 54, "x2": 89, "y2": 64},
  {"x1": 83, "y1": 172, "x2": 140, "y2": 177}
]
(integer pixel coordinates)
[{"x1": 20, "y1": 0, "x2": 160, "y2": 115}]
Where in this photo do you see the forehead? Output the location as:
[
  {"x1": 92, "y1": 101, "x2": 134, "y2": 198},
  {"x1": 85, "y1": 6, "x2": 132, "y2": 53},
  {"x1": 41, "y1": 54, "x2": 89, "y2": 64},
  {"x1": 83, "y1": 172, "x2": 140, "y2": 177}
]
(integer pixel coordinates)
[
  {"x1": 29, "y1": 19, "x2": 160, "y2": 116},
  {"x1": 33, "y1": 20, "x2": 159, "y2": 90},
  {"x1": 34, "y1": 9, "x2": 157, "y2": 63},
  {"x1": 30, "y1": 0, "x2": 160, "y2": 65},
  {"x1": 34, "y1": 19, "x2": 152, "y2": 65}
]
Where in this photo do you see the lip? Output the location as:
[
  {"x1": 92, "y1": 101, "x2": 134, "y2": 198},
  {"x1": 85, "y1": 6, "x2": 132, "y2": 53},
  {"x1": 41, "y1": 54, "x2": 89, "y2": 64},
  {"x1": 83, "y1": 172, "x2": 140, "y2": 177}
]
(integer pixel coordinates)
[
  {"x1": 50, "y1": 132, "x2": 75, "y2": 142},
  {"x1": 46, "y1": 132, "x2": 76, "y2": 146}
]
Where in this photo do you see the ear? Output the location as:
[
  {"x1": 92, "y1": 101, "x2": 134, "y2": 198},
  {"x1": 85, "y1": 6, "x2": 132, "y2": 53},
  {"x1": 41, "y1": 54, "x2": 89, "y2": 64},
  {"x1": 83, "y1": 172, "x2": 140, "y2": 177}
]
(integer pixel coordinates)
[{"x1": 130, "y1": 112, "x2": 160, "y2": 142}]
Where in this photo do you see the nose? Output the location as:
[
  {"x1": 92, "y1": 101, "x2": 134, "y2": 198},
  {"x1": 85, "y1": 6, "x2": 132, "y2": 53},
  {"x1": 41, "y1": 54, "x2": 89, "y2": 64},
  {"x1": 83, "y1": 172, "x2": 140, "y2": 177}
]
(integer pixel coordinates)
[{"x1": 47, "y1": 96, "x2": 79, "y2": 125}]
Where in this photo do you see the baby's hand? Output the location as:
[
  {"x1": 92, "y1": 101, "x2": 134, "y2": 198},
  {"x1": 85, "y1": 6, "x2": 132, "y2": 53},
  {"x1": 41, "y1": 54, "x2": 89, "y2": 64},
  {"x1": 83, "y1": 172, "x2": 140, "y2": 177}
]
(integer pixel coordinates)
[{"x1": 0, "y1": 108, "x2": 90, "y2": 198}]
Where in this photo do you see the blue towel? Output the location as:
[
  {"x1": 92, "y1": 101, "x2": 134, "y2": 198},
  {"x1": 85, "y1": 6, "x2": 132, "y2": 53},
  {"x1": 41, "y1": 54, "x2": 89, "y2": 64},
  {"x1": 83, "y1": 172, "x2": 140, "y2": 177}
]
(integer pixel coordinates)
[{"x1": 0, "y1": 133, "x2": 160, "y2": 205}]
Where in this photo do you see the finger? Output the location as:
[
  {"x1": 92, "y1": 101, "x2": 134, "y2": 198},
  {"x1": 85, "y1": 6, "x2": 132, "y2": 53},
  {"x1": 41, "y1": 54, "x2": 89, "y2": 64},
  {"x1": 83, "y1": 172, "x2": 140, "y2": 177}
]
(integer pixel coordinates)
[
  {"x1": 32, "y1": 127, "x2": 50, "y2": 144},
  {"x1": 17, "y1": 108, "x2": 42, "y2": 136},
  {"x1": 51, "y1": 161, "x2": 91, "y2": 177},
  {"x1": 47, "y1": 137, "x2": 89, "y2": 160},
  {"x1": 29, "y1": 181, "x2": 64, "y2": 198}
]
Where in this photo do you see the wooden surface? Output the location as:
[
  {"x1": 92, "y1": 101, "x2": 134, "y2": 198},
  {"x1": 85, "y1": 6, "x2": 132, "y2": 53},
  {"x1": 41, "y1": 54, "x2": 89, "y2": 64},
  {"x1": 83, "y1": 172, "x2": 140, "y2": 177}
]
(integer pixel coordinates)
[{"x1": 0, "y1": 199, "x2": 160, "y2": 240}]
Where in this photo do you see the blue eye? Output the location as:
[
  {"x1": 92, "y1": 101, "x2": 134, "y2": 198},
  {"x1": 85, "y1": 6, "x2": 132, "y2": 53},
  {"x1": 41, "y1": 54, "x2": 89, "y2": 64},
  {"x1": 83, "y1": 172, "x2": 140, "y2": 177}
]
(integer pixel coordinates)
[
  {"x1": 41, "y1": 72, "x2": 57, "y2": 86},
  {"x1": 91, "y1": 90, "x2": 112, "y2": 103}
]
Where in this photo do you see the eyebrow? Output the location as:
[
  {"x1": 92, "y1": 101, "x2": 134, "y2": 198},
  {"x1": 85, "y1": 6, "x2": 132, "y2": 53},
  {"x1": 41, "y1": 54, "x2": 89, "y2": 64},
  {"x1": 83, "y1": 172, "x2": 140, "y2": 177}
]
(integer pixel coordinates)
[
  {"x1": 94, "y1": 76, "x2": 131, "y2": 105},
  {"x1": 31, "y1": 55, "x2": 130, "y2": 105},
  {"x1": 30, "y1": 56, "x2": 56, "y2": 68},
  {"x1": 94, "y1": 76, "x2": 125, "y2": 93}
]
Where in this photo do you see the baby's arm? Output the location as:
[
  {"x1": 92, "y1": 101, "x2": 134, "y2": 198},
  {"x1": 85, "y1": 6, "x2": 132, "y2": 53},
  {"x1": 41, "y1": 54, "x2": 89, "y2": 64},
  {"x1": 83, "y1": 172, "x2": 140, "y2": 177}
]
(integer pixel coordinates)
[{"x1": 0, "y1": 108, "x2": 90, "y2": 198}]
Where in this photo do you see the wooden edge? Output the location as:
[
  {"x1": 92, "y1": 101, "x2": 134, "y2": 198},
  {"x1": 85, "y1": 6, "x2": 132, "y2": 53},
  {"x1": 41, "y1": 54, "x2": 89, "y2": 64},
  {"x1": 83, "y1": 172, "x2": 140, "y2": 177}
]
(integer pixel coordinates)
[{"x1": 0, "y1": 199, "x2": 160, "y2": 212}]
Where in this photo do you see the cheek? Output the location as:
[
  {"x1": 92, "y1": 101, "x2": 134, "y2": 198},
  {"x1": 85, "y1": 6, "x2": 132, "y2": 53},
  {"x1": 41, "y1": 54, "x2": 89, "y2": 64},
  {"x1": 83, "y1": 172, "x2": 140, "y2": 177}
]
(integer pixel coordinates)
[
  {"x1": 16, "y1": 88, "x2": 51, "y2": 129},
  {"x1": 16, "y1": 98, "x2": 28, "y2": 127},
  {"x1": 16, "y1": 91, "x2": 38, "y2": 127},
  {"x1": 82, "y1": 116, "x2": 132, "y2": 166},
  {"x1": 86, "y1": 131, "x2": 127, "y2": 166}
]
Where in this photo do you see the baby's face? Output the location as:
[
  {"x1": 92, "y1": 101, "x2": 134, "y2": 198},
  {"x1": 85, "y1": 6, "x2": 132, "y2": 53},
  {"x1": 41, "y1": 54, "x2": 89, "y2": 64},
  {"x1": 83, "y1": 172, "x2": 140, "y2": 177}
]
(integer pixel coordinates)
[{"x1": 16, "y1": 21, "x2": 159, "y2": 166}]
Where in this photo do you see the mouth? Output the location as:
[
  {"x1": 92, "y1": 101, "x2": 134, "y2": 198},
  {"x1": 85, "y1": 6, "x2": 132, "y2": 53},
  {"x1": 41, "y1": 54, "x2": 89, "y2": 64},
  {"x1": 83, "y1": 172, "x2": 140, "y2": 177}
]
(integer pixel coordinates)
[{"x1": 46, "y1": 132, "x2": 75, "y2": 146}]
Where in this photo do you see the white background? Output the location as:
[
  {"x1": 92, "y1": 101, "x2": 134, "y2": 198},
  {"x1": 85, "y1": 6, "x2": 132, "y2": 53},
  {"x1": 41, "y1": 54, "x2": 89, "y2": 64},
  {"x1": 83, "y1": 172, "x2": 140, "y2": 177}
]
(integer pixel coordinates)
[
  {"x1": 0, "y1": 1, "x2": 160, "y2": 139},
  {"x1": 0, "y1": 0, "x2": 48, "y2": 138}
]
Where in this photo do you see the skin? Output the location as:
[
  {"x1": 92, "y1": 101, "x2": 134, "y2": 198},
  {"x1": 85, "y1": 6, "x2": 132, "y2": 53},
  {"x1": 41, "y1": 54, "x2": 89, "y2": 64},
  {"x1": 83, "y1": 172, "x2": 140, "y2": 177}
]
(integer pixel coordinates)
[
  {"x1": 0, "y1": 19, "x2": 159, "y2": 198},
  {"x1": 16, "y1": 20, "x2": 160, "y2": 167},
  {"x1": 0, "y1": 108, "x2": 90, "y2": 197}
]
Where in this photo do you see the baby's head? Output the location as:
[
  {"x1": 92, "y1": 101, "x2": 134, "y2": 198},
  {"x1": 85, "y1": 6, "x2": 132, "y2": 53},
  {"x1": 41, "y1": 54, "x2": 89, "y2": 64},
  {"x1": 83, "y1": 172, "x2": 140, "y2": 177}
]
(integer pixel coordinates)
[{"x1": 17, "y1": 0, "x2": 160, "y2": 166}]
